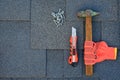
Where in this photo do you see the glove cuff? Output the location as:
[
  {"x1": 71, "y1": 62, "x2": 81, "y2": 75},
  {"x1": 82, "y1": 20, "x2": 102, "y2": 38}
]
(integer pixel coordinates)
[{"x1": 105, "y1": 47, "x2": 117, "y2": 60}]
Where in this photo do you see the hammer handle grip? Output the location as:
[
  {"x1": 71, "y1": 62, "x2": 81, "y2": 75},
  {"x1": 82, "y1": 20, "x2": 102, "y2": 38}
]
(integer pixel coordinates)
[{"x1": 85, "y1": 16, "x2": 92, "y2": 41}]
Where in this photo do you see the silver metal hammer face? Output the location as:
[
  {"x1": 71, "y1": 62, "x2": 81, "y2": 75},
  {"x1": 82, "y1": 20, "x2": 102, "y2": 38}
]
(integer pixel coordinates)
[{"x1": 77, "y1": 9, "x2": 99, "y2": 17}]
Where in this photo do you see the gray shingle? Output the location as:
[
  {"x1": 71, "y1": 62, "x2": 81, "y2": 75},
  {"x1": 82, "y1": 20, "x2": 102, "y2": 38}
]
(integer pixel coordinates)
[
  {"x1": 31, "y1": 19, "x2": 83, "y2": 49},
  {"x1": 64, "y1": 77, "x2": 99, "y2": 80},
  {"x1": 63, "y1": 50, "x2": 82, "y2": 78},
  {"x1": 12, "y1": 78, "x2": 47, "y2": 80},
  {"x1": 0, "y1": 78, "x2": 11, "y2": 80},
  {"x1": 0, "y1": 0, "x2": 30, "y2": 20},
  {"x1": 12, "y1": 78, "x2": 31, "y2": 80},
  {"x1": 0, "y1": 22, "x2": 46, "y2": 77},
  {"x1": 47, "y1": 50, "x2": 64, "y2": 78},
  {"x1": 101, "y1": 22, "x2": 120, "y2": 48},
  {"x1": 118, "y1": 0, "x2": 120, "y2": 21},
  {"x1": 31, "y1": 0, "x2": 72, "y2": 49},
  {"x1": 94, "y1": 50, "x2": 120, "y2": 80},
  {"x1": 31, "y1": 78, "x2": 47, "y2": 80},
  {"x1": 66, "y1": 0, "x2": 117, "y2": 21},
  {"x1": 47, "y1": 78, "x2": 63, "y2": 80},
  {"x1": 92, "y1": 21, "x2": 101, "y2": 42}
]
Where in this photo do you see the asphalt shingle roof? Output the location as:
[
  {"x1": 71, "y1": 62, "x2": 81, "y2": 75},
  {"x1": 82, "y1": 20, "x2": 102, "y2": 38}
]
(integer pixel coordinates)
[
  {"x1": 0, "y1": 0, "x2": 120, "y2": 80},
  {"x1": 0, "y1": 0, "x2": 30, "y2": 20},
  {"x1": 0, "y1": 22, "x2": 46, "y2": 77}
]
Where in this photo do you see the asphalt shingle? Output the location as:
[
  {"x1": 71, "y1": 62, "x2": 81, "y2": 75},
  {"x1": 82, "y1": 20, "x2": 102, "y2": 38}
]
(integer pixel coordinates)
[
  {"x1": 92, "y1": 21, "x2": 101, "y2": 42},
  {"x1": 31, "y1": 78, "x2": 47, "y2": 80},
  {"x1": 0, "y1": 22, "x2": 46, "y2": 77},
  {"x1": 47, "y1": 78, "x2": 63, "y2": 80},
  {"x1": 94, "y1": 50, "x2": 120, "y2": 80},
  {"x1": 66, "y1": 0, "x2": 117, "y2": 21},
  {"x1": 47, "y1": 50, "x2": 64, "y2": 78},
  {"x1": 31, "y1": 0, "x2": 72, "y2": 49},
  {"x1": 63, "y1": 50, "x2": 82, "y2": 78},
  {"x1": 0, "y1": 0, "x2": 30, "y2": 20},
  {"x1": 101, "y1": 22, "x2": 120, "y2": 48},
  {"x1": 12, "y1": 78, "x2": 47, "y2": 80},
  {"x1": 12, "y1": 78, "x2": 31, "y2": 80},
  {"x1": 0, "y1": 78, "x2": 12, "y2": 80},
  {"x1": 31, "y1": 18, "x2": 83, "y2": 49},
  {"x1": 0, "y1": 0, "x2": 119, "y2": 80},
  {"x1": 117, "y1": 0, "x2": 120, "y2": 21},
  {"x1": 64, "y1": 77, "x2": 99, "y2": 80}
]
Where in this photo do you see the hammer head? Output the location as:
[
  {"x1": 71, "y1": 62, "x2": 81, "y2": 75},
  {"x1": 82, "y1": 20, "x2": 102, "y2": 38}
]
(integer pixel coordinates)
[{"x1": 77, "y1": 9, "x2": 99, "y2": 18}]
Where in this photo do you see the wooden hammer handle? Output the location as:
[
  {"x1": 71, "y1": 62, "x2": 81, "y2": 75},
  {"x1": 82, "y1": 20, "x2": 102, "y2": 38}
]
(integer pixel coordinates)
[
  {"x1": 85, "y1": 16, "x2": 92, "y2": 41},
  {"x1": 85, "y1": 16, "x2": 93, "y2": 76}
]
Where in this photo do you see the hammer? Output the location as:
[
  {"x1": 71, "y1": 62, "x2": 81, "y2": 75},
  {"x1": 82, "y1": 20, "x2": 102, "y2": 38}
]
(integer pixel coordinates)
[{"x1": 77, "y1": 9, "x2": 99, "y2": 76}]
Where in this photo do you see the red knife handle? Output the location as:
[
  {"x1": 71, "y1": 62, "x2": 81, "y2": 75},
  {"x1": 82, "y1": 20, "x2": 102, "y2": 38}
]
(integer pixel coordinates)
[{"x1": 68, "y1": 36, "x2": 78, "y2": 67}]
